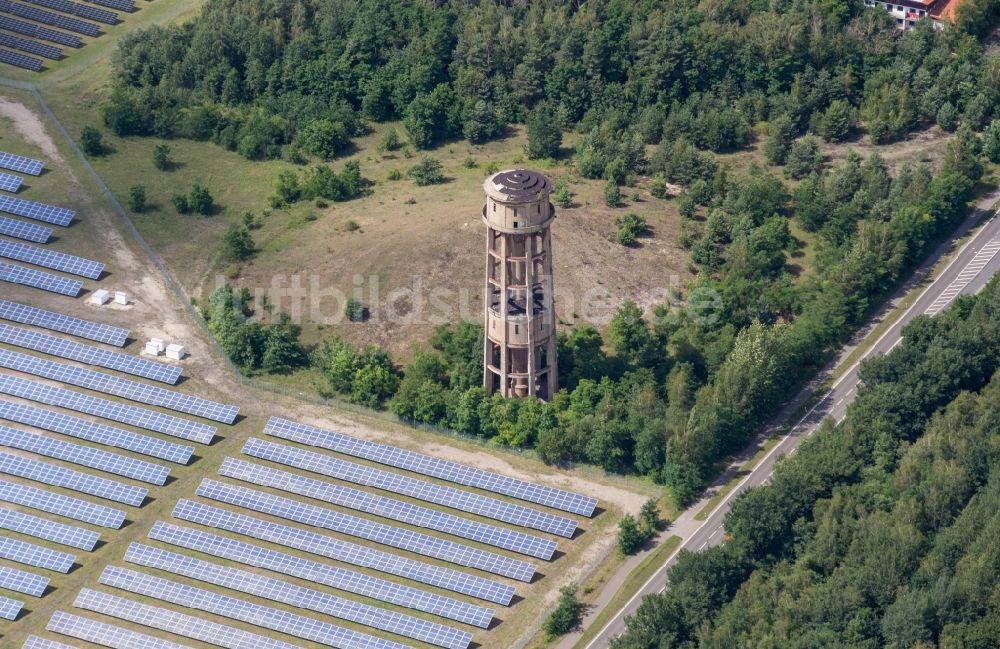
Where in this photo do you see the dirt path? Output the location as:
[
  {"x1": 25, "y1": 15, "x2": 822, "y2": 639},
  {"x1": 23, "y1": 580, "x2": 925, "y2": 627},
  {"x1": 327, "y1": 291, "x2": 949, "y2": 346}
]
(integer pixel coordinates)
[{"x1": 0, "y1": 96, "x2": 67, "y2": 169}]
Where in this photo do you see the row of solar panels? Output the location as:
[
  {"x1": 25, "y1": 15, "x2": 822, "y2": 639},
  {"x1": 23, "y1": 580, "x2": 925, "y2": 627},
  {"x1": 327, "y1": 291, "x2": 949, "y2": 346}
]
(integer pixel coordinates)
[{"x1": 0, "y1": 0, "x2": 101, "y2": 38}]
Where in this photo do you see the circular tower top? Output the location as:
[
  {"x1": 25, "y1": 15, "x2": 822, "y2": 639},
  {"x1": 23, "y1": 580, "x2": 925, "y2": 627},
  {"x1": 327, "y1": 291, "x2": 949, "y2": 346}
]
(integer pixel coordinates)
[{"x1": 483, "y1": 169, "x2": 554, "y2": 233}]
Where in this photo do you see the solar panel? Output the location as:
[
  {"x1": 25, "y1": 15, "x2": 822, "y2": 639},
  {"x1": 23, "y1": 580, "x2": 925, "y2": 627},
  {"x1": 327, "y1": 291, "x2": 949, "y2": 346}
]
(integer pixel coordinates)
[
  {"x1": 0, "y1": 215, "x2": 51, "y2": 243},
  {"x1": 5, "y1": 2, "x2": 100, "y2": 36},
  {"x1": 0, "y1": 450, "x2": 147, "y2": 506},
  {"x1": 0, "y1": 194, "x2": 74, "y2": 226},
  {"x1": 99, "y1": 566, "x2": 414, "y2": 649},
  {"x1": 0, "y1": 323, "x2": 180, "y2": 383},
  {"x1": 0, "y1": 240, "x2": 104, "y2": 279},
  {"x1": 0, "y1": 261, "x2": 81, "y2": 296},
  {"x1": 0, "y1": 535, "x2": 75, "y2": 572},
  {"x1": 23, "y1": 635, "x2": 80, "y2": 649},
  {"x1": 0, "y1": 348, "x2": 238, "y2": 424},
  {"x1": 0, "y1": 506, "x2": 99, "y2": 550},
  {"x1": 0, "y1": 593, "x2": 22, "y2": 619},
  {"x1": 0, "y1": 424, "x2": 170, "y2": 485},
  {"x1": 0, "y1": 46, "x2": 41, "y2": 70},
  {"x1": 0, "y1": 171, "x2": 22, "y2": 192},
  {"x1": 0, "y1": 373, "x2": 216, "y2": 443},
  {"x1": 126, "y1": 543, "x2": 471, "y2": 649},
  {"x1": 151, "y1": 519, "x2": 497, "y2": 627},
  {"x1": 0, "y1": 151, "x2": 42, "y2": 176},
  {"x1": 0, "y1": 31, "x2": 61, "y2": 59},
  {"x1": 84, "y1": 0, "x2": 130, "y2": 11},
  {"x1": 222, "y1": 456, "x2": 557, "y2": 561},
  {"x1": 265, "y1": 417, "x2": 598, "y2": 517},
  {"x1": 0, "y1": 15, "x2": 82, "y2": 47},
  {"x1": 0, "y1": 478, "x2": 124, "y2": 527},
  {"x1": 0, "y1": 398, "x2": 193, "y2": 464},
  {"x1": 0, "y1": 299, "x2": 129, "y2": 346},
  {"x1": 47, "y1": 611, "x2": 194, "y2": 649},
  {"x1": 197, "y1": 479, "x2": 537, "y2": 582},
  {"x1": 29, "y1": 0, "x2": 116, "y2": 24},
  {"x1": 74, "y1": 588, "x2": 307, "y2": 649},
  {"x1": 0, "y1": 564, "x2": 48, "y2": 596},
  {"x1": 245, "y1": 437, "x2": 576, "y2": 538}
]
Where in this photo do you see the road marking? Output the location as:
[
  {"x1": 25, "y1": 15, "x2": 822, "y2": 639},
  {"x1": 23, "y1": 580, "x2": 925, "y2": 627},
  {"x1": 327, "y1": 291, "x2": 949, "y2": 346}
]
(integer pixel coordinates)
[
  {"x1": 925, "y1": 238, "x2": 1000, "y2": 316},
  {"x1": 584, "y1": 206, "x2": 1000, "y2": 649},
  {"x1": 710, "y1": 527, "x2": 723, "y2": 540}
]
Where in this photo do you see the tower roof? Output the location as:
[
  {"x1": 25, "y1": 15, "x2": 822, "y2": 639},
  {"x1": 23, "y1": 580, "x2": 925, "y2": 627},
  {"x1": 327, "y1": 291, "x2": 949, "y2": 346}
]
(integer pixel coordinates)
[{"x1": 483, "y1": 169, "x2": 552, "y2": 203}]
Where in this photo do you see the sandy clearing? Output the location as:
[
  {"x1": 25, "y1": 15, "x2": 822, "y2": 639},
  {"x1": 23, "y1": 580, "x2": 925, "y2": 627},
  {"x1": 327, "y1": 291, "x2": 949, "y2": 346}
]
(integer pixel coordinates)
[{"x1": 0, "y1": 97, "x2": 67, "y2": 171}]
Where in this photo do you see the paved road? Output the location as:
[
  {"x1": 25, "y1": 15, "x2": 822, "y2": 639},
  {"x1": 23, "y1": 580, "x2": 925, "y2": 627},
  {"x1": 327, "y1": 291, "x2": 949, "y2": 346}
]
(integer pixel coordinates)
[{"x1": 580, "y1": 188, "x2": 1000, "y2": 649}]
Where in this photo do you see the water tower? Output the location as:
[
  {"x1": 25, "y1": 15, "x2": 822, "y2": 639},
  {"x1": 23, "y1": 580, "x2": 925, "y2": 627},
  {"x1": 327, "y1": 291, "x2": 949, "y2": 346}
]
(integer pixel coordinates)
[{"x1": 482, "y1": 169, "x2": 558, "y2": 400}]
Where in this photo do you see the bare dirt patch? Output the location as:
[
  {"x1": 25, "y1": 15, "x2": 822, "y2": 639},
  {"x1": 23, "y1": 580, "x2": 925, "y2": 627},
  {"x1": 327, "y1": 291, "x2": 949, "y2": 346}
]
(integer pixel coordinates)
[{"x1": 0, "y1": 97, "x2": 67, "y2": 170}]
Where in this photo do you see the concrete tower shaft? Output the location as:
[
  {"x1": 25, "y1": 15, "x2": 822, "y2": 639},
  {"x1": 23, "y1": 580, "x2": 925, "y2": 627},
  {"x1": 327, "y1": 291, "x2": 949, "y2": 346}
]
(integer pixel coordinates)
[{"x1": 483, "y1": 169, "x2": 558, "y2": 400}]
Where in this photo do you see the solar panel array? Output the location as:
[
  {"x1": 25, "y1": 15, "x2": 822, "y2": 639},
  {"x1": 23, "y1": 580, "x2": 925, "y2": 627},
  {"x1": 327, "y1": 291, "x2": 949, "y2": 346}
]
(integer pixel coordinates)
[
  {"x1": 0, "y1": 348, "x2": 237, "y2": 423},
  {"x1": 0, "y1": 15, "x2": 82, "y2": 47},
  {"x1": 0, "y1": 451, "x2": 147, "y2": 506},
  {"x1": 0, "y1": 373, "x2": 216, "y2": 443},
  {"x1": 0, "y1": 563, "x2": 48, "y2": 596},
  {"x1": 245, "y1": 437, "x2": 577, "y2": 538},
  {"x1": 222, "y1": 456, "x2": 557, "y2": 560},
  {"x1": 0, "y1": 323, "x2": 179, "y2": 383},
  {"x1": 126, "y1": 542, "x2": 471, "y2": 649},
  {"x1": 198, "y1": 478, "x2": 537, "y2": 582},
  {"x1": 100, "y1": 565, "x2": 414, "y2": 649},
  {"x1": 153, "y1": 517, "x2": 498, "y2": 626},
  {"x1": 74, "y1": 588, "x2": 306, "y2": 649},
  {"x1": 0, "y1": 506, "x2": 99, "y2": 550},
  {"x1": 46, "y1": 611, "x2": 194, "y2": 649},
  {"x1": 0, "y1": 171, "x2": 23, "y2": 192},
  {"x1": 0, "y1": 299, "x2": 129, "y2": 346},
  {"x1": 23, "y1": 635, "x2": 79, "y2": 649},
  {"x1": 0, "y1": 260, "x2": 81, "y2": 296},
  {"x1": 0, "y1": 593, "x2": 23, "y2": 619},
  {"x1": 88, "y1": 0, "x2": 131, "y2": 11},
  {"x1": 0, "y1": 478, "x2": 125, "y2": 528},
  {"x1": 266, "y1": 417, "x2": 598, "y2": 516},
  {"x1": 0, "y1": 215, "x2": 52, "y2": 243},
  {"x1": 0, "y1": 423, "x2": 170, "y2": 484},
  {"x1": 0, "y1": 46, "x2": 41, "y2": 70},
  {"x1": 0, "y1": 30, "x2": 62, "y2": 59},
  {"x1": 2, "y1": 1, "x2": 101, "y2": 37},
  {"x1": 0, "y1": 239, "x2": 104, "y2": 278},
  {"x1": 0, "y1": 535, "x2": 75, "y2": 572},
  {"x1": 0, "y1": 194, "x2": 74, "y2": 226},
  {"x1": 0, "y1": 398, "x2": 194, "y2": 464},
  {"x1": 29, "y1": 0, "x2": 116, "y2": 24},
  {"x1": 0, "y1": 150, "x2": 43, "y2": 176}
]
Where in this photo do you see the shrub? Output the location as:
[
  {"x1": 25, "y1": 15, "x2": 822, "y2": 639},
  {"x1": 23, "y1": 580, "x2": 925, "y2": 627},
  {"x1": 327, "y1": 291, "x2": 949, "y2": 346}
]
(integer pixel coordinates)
[
  {"x1": 650, "y1": 176, "x2": 668, "y2": 199},
  {"x1": 408, "y1": 157, "x2": 445, "y2": 185},
  {"x1": 617, "y1": 514, "x2": 646, "y2": 554},
  {"x1": 377, "y1": 127, "x2": 401, "y2": 153},
  {"x1": 462, "y1": 156, "x2": 477, "y2": 169},
  {"x1": 298, "y1": 119, "x2": 349, "y2": 159},
  {"x1": 152, "y1": 143, "x2": 172, "y2": 170},
  {"x1": 222, "y1": 224, "x2": 255, "y2": 261},
  {"x1": 171, "y1": 193, "x2": 190, "y2": 214},
  {"x1": 127, "y1": 185, "x2": 147, "y2": 213},
  {"x1": 615, "y1": 211, "x2": 648, "y2": 246},
  {"x1": 80, "y1": 127, "x2": 106, "y2": 157},
  {"x1": 242, "y1": 211, "x2": 260, "y2": 229},
  {"x1": 387, "y1": 168, "x2": 402, "y2": 181},
  {"x1": 345, "y1": 297, "x2": 369, "y2": 322}
]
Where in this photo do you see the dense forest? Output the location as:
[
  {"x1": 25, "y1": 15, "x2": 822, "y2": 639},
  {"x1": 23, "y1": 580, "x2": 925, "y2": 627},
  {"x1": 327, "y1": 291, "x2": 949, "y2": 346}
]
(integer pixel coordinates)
[
  {"x1": 611, "y1": 277, "x2": 1000, "y2": 648},
  {"x1": 113, "y1": 0, "x2": 1000, "y2": 500}
]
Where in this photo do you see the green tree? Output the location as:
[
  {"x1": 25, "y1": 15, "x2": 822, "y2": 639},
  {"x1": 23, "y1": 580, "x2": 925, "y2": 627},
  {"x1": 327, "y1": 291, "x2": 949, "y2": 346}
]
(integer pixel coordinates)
[
  {"x1": 404, "y1": 84, "x2": 461, "y2": 149},
  {"x1": 763, "y1": 114, "x2": 796, "y2": 165},
  {"x1": 408, "y1": 157, "x2": 445, "y2": 186},
  {"x1": 616, "y1": 211, "x2": 648, "y2": 246},
  {"x1": 784, "y1": 136, "x2": 823, "y2": 180},
  {"x1": 982, "y1": 120, "x2": 1000, "y2": 163},
  {"x1": 543, "y1": 586, "x2": 584, "y2": 638},
  {"x1": 604, "y1": 179, "x2": 621, "y2": 207},
  {"x1": 345, "y1": 297, "x2": 369, "y2": 322},
  {"x1": 377, "y1": 128, "x2": 401, "y2": 153},
  {"x1": 298, "y1": 119, "x2": 349, "y2": 159},
  {"x1": 617, "y1": 514, "x2": 646, "y2": 555},
  {"x1": 526, "y1": 103, "x2": 562, "y2": 159},
  {"x1": 152, "y1": 143, "x2": 172, "y2": 171},
  {"x1": 272, "y1": 170, "x2": 301, "y2": 206},
  {"x1": 462, "y1": 100, "x2": 502, "y2": 144},
  {"x1": 127, "y1": 185, "x2": 147, "y2": 213},
  {"x1": 608, "y1": 301, "x2": 656, "y2": 368},
  {"x1": 818, "y1": 100, "x2": 855, "y2": 143},
  {"x1": 553, "y1": 179, "x2": 573, "y2": 208},
  {"x1": 937, "y1": 102, "x2": 959, "y2": 132},
  {"x1": 171, "y1": 194, "x2": 190, "y2": 214},
  {"x1": 222, "y1": 224, "x2": 255, "y2": 261},
  {"x1": 189, "y1": 183, "x2": 214, "y2": 215},
  {"x1": 80, "y1": 127, "x2": 106, "y2": 157}
]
